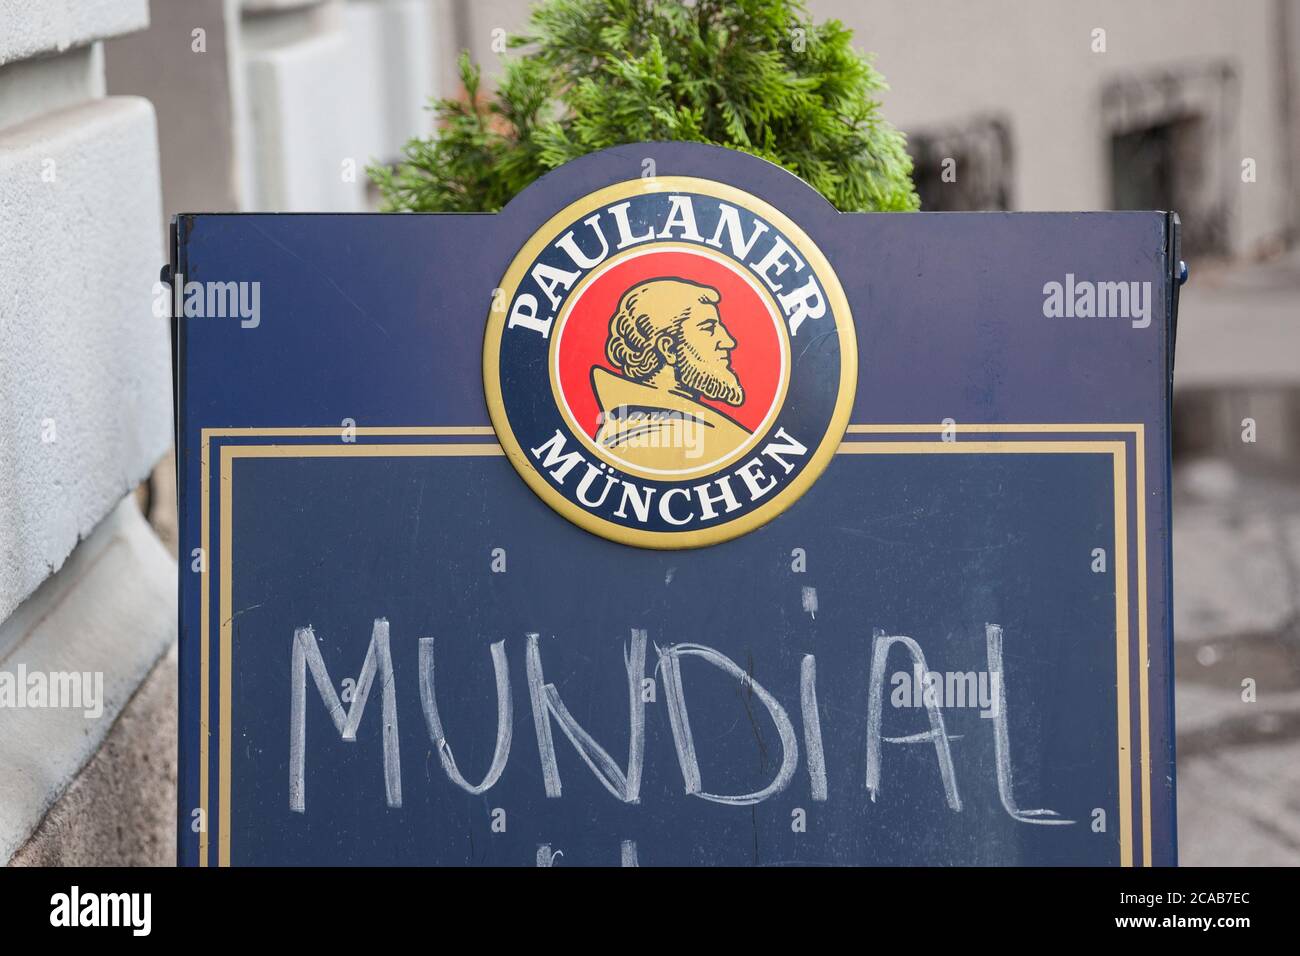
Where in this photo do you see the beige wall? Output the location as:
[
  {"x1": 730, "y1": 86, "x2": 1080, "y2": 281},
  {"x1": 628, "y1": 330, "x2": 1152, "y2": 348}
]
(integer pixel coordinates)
[
  {"x1": 828, "y1": 0, "x2": 1294, "y2": 255},
  {"x1": 448, "y1": 0, "x2": 1299, "y2": 256}
]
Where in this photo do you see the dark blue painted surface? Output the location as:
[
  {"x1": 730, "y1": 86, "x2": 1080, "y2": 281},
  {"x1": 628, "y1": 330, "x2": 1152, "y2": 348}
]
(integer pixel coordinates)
[
  {"x1": 224, "y1": 451, "x2": 1116, "y2": 865},
  {"x1": 175, "y1": 142, "x2": 1176, "y2": 866}
]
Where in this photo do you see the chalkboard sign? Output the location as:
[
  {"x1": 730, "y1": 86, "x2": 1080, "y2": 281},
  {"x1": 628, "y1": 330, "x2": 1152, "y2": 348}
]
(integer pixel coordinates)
[{"x1": 173, "y1": 142, "x2": 1178, "y2": 866}]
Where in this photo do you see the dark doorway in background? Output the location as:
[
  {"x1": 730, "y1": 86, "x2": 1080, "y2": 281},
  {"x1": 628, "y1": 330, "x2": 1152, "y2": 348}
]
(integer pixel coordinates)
[
  {"x1": 909, "y1": 116, "x2": 1013, "y2": 212},
  {"x1": 1103, "y1": 65, "x2": 1236, "y2": 257}
]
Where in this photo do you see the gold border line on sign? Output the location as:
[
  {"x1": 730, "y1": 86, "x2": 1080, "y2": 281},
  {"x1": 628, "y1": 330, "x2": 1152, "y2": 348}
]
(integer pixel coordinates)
[
  {"x1": 198, "y1": 424, "x2": 1150, "y2": 867},
  {"x1": 481, "y1": 176, "x2": 859, "y2": 550},
  {"x1": 847, "y1": 421, "x2": 1152, "y2": 866},
  {"x1": 195, "y1": 426, "x2": 493, "y2": 866}
]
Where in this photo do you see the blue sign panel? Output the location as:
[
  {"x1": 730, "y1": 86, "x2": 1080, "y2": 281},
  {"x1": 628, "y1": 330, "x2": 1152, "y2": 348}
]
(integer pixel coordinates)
[{"x1": 173, "y1": 142, "x2": 1178, "y2": 866}]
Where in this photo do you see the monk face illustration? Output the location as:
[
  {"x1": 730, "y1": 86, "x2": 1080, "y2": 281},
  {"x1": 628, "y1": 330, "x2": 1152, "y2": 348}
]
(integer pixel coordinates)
[
  {"x1": 605, "y1": 279, "x2": 745, "y2": 406},
  {"x1": 592, "y1": 278, "x2": 753, "y2": 473}
]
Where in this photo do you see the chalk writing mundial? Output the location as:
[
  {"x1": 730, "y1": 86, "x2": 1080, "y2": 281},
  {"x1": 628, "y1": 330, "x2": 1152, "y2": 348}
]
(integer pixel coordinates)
[{"x1": 289, "y1": 620, "x2": 1072, "y2": 826}]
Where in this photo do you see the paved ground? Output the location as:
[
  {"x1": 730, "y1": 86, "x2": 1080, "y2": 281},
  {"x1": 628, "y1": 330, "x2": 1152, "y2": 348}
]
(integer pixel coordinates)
[
  {"x1": 1174, "y1": 459, "x2": 1300, "y2": 864},
  {"x1": 1172, "y1": 249, "x2": 1300, "y2": 866}
]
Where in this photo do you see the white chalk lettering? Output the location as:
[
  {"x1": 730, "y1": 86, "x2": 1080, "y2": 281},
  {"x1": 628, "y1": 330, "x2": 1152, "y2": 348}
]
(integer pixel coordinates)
[
  {"x1": 525, "y1": 629, "x2": 647, "y2": 802},
  {"x1": 419, "y1": 638, "x2": 513, "y2": 795},
  {"x1": 866, "y1": 629, "x2": 962, "y2": 811},
  {"x1": 658, "y1": 642, "x2": 798, "y2": 805},
  {"x1": 289, "y1": 619, "x2": 402, "y2": 812}
]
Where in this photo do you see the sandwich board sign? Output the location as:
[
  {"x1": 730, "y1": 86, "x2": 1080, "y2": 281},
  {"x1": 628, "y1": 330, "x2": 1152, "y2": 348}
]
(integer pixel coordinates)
[{"x1": 173, "y1": 142, "x2": 1179, "y2": 866}]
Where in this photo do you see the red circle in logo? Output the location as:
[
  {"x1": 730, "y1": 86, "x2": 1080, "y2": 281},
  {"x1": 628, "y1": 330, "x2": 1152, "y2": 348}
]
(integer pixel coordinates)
[{"x1": 552, "y1": 248, "x2": 787, "y2": 447}]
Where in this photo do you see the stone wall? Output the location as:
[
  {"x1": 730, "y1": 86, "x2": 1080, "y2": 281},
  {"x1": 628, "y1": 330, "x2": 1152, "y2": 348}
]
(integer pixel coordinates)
[{"x1": 0, "y1": 0, "x2": 442, "y2": 865}]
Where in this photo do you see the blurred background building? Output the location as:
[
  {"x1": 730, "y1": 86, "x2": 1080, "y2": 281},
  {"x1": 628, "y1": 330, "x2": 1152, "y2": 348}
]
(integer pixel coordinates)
[{"x1": 1, "y1": 0, "x2": 1297, "y2": 864}]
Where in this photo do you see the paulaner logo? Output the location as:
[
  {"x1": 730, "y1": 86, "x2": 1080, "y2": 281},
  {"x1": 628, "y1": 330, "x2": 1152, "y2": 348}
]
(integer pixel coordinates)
[
  {"x1": 484, "y1": 176, "x2": 857, "y2": 548},
  {"x1": 593, "y1": 278, "x2": 747, "y2": 467}
]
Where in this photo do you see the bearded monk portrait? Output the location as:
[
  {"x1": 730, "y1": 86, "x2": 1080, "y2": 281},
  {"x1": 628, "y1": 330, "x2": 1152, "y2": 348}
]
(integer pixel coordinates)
[{"x1": 591, "y1": 278, "x2": 751, "y2": 471}]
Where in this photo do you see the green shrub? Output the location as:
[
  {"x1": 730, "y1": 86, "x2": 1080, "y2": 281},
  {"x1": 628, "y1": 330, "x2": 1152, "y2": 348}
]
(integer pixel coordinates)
[{"x1": 371, "y1": 0, "x2": 919, "y2": 213}]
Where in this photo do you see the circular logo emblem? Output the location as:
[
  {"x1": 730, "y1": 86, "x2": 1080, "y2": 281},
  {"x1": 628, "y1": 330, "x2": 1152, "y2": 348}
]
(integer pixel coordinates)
[{"x1": 484, "y1": 177, "x2": 856, "y2": 548}]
